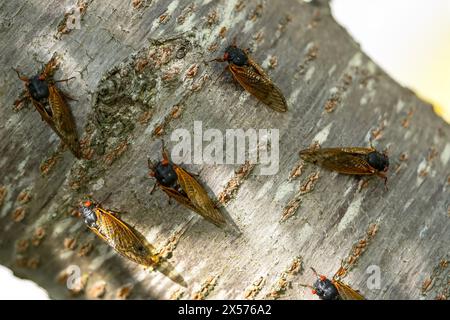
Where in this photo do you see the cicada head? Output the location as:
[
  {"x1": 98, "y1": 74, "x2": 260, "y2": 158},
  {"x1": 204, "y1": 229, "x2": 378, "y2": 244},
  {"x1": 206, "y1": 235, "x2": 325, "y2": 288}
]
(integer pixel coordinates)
[
  {"x1": 367, "y1": 151, "x2": 389, "y2": 172},
  {"x1": 79, "y1": 200, "x2": 98, "y2": 228},
  {"x1": 224, "y1": 46, "x2": 248, "y2": 66},
  {"x1": 313, "y1": 276, "x2": 340, "y2": 300},
  {"x1": 28, "y1": 75, "x2": 49, "y2": 102}
]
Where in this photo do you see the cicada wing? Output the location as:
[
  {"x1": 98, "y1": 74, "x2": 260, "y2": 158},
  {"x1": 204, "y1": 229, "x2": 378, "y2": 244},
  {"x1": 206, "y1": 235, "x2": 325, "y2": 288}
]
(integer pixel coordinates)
[
  {"x1": 92, "y1": 207, "x2": 158, "y2": 265},
  {"x1": 31, "y1": 98, "x2": 76, "y2": 155},
  {"x1": 174, "y1": 167, "x2": 226, "y2": 227},
  {"x1": 48, "y1": 85, "x2": 81, "y2": 158},
  {"x1": 92, "y1": 207, "x2": 187, "y2": 286},
  {"x1": 336, "y1": 147, "x2": 375, "y2": 155},
  {"x1": 300, "y1": 147, "x2": 353, "y2": 162},
  {"x1": 31, "y1": 99, "x2": 54, "y2": 124},
  {"x1": 300, "y1": 148, "x2": 376, "y2": 175},
  {"x1": 229, "y1": 61, "x2": 287, "y2": 112},
  {"x1": 333, "y1": 280, "x2": 366, "y2": 300},
  {"x1": 160, "y1": 185, "x2": 200, "y2": 214},
  {"x1": 299, "y1": 147, "x2": 374, "y2": 159},
  {"x1": 321, "y1": 153, "x2": 376, "y2": 175}
]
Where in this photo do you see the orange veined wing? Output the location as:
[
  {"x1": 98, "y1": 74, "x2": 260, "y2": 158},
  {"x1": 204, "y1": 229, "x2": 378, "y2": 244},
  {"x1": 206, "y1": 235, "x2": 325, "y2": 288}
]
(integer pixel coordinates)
[
  {"x1": 91, "y1": 207, "x2": 159, "y2": 267},
  {"x1": 30, "y1": 97, "x2": 78, "y2": 155},
  {"x1": 174, "y1": 166, "x2": 226, "y2": 227},
  {"x1": 320, "y1": 153, "x2": 376, "y2": 175},
  {"x1": 333, "y1": 280, "x2": 366, "y2": 300},
  {"x1": 90, "y1": 207, "x2": 187, "y2": 286},
  {"x1": 30, "y1": 98, "x2": 53, "y2": 123},
  {"x1": 332, "y1": 147, "x2": 378, "y2": 156},
  {"x1": 48, "y1": 85, "x2": 81, "y2": 158},
  {"x1": 300, "y1": 148, "x2": 376, "y2": 175},
  {"x1": 228, "y1": 59, "x2": 287, "y2": 112},
  {"x1": 159, "y1": 185, "x2": 200, "y2": 215},
  {"x1": 299, "y1": 147, "x2": 374, "y2": 161}
]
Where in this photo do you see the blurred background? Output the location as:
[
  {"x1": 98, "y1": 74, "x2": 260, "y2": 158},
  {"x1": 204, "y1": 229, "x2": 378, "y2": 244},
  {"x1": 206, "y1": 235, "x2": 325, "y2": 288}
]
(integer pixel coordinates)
[
  {"x1": 333, "y1": 0, "x2": 450, "y2": 124},
  {"x1": 1, "y1": 0, "x2": 449, "y2": 299}
]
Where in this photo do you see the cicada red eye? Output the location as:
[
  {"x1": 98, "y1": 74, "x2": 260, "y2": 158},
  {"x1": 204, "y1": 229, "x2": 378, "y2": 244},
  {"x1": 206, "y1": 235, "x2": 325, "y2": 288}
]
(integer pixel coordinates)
[{"x1": 161, "y1": 158, "x2": 169, "y2": 166}]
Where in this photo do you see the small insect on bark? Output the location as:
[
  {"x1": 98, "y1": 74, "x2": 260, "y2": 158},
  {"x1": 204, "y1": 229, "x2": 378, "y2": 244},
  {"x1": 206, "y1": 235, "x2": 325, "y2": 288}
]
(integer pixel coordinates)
[
  {"x1": 79, "y1": 200, "x2": 187, "y2": 287},
  {"x1": 300, "y1": 267, "x2": 365, "y2": 300},
  {"x1": 148, "y1": 144, "x2": 227, "y2": 228},
  {"x1": 210, "y1": 41, "x2": 288, "y2": 112},
  {"x1": 299, "y1": 146, "x2": 389, "y2": 188},
  {"x1": 13, "y1": 56, "x2": 82, "y2": 158}
]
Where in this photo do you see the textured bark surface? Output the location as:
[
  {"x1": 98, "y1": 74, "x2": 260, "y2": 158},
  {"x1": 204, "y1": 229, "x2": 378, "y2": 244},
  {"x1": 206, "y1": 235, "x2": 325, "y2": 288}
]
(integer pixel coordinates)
[{"x1": 0, "y1": 0, "x2": 449, "y2": 300}]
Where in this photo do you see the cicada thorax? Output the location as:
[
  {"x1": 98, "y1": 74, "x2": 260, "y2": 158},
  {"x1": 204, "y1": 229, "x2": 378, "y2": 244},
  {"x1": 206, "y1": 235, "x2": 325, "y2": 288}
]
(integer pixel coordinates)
[
  {"x1": 223, "y1": 45, "x2": 249, "y2": 66},
  {"x1": 154, "y1": 161, "x2": 189, "y2": 198},
  {"x1": 153, "y1": 159, "x2": 180, "y2": 189},
  {"x1": 80, "y1": 201, "x2": 98, "y2": 228},
  {"x1": 24, "y1": 75, "x2": 55, "y2": 119},
  {"x1": 312, "y1": 276, "x2": 340, "y2": 300},
  {"x1": 28, "y1": 75, "x2": 50, "y2": 104},
  {"x1": 14, "y1": 58, "x2": 82, "y2": 158},
  {"x1": 366, "y1": 150, "x2": 389, "y2": 172},
  {"x1": 78, "y1": 200, "x2": 187, "y2": 286},
  {"x1": 211, "y1": 43, "x2": 288, "y2": 112},
  {"x1": 16, "y1": 57, "x2": 56, "y2": 106},
  {"x1": 149, "y1": 150, "x2": 227, "y2": 228}
]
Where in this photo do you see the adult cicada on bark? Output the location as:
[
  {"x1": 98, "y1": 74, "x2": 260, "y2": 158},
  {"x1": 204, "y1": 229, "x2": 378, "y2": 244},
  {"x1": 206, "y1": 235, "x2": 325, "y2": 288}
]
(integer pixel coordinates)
[
  {"x1": 148, "y1": 146, "x2": 226, "y2": 228},
  {"x1": 14, "y1": 55, "x2": 81, "y2": 158},
  {"x1": 300, "y1": 267, "x2": 365, "y2": 300},
  {"x1": 299, "y1": 146, "x2": 389, "y2": 187},
  {"x1": 79, "y1": 200, "x2": 187, "y2": 287},
  {"x1": 211, "y1": 43, "x2": 288, "y2": 112}
]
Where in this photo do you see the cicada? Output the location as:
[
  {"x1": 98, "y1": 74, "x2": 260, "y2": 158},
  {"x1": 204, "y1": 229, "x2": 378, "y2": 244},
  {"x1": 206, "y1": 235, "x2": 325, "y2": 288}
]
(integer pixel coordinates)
[
  {"x1": 14, "y1": 56, "x2": 82, "y2": 158},
  {"x1": 300, "y1": 267, "x2": 365, "y2": 300},
  {"x1": 210, "y1": 43, "x2": 288, "y2": 112},
  {"x1": 148, "y1": 146, "x2": 226, "y2": 228},
  {"x1": 299, "y1": 146, "x2": 389, "y2": 186},
  {"x1": 79, "y1": 200, "x2": 187, "y2": 287}
]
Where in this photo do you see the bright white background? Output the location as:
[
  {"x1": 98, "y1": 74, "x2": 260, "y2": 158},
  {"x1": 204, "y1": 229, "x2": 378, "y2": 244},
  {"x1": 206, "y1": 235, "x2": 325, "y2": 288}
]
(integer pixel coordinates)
[
  {"x1": 1, "y1": 0, "x2": 449, "y2": 300},
  {"x1": 0, "y1": 265, "x2": 49, "y2": 299}
]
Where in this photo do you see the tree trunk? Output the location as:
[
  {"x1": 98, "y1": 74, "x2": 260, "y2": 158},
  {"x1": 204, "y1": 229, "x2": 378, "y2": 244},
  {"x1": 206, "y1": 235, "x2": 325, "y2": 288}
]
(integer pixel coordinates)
[{"x1": 0, "y1": 0, "x2": 449, "y2": 300}]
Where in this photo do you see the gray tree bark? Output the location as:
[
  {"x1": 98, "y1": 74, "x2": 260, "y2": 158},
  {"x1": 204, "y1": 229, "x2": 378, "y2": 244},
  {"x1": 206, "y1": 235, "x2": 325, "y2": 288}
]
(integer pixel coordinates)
[{"x1": 0, "y1": 0, "x2": 449, "y2": 300}]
